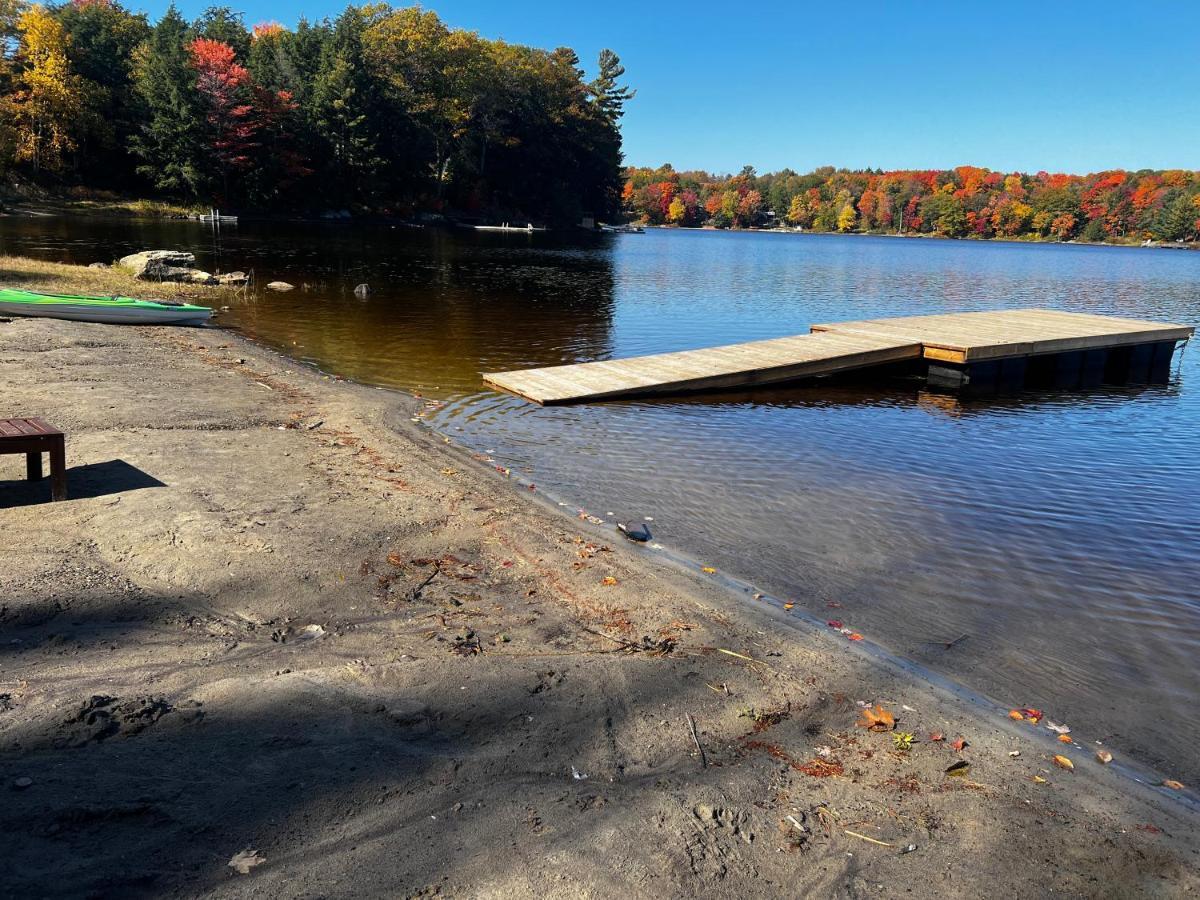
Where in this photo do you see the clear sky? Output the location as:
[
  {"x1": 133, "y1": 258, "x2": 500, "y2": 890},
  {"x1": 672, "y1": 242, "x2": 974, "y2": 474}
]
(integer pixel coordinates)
[{"x1": 141, "y1": 0, "x2": 1200, "y2": 175}]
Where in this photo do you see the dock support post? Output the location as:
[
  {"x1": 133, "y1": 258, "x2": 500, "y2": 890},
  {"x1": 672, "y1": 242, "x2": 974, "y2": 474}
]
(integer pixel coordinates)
[
  {"x1": 1081, "y1": 349, "x2": 1107, "y2": 387},
  {"x1": 1053, "y1": 351, "x2": 1083, "y2": 389}
]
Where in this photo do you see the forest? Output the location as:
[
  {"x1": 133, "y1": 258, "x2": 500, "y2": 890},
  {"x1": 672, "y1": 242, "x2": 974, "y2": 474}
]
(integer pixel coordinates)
[
  {"x1": 625, "y1": 165, "x2": 1200, "y2": 243},
  {"x1": 0, "y1": 0, "x2": 632, "y2": 221}
]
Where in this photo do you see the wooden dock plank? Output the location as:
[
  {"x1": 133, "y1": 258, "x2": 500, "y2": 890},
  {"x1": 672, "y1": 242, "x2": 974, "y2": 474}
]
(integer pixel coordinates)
[
  {"x1": 485, "y1": 309, "x2": 1193, "y2": 404},
  {"x1": 483, "y1": 332, "x2": 923, "y2": 404},
  {"x1": 812, "y1": 309, "x2": 1193, "y2": 362}
]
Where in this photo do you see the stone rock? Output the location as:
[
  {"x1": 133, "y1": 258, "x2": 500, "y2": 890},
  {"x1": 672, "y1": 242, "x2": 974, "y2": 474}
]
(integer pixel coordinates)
[
  {"x1": 216, "y1": 271, "x2": 249, "y2": 286},
  {"x1": 266, "y1": 281, "x2": 295, "y2": 292},
  {"x1": 353, "y1": 283, "x2": 370, "y2": 298},
  {"x1": 118, "y1": 250, "x2": 197, "y2": 281},
  {"x1": 87, "y1": 262, "x2": 109, "y2": 270},
  {"x1": 186, "y1": 271, "x2": 218, "y2": 286}
]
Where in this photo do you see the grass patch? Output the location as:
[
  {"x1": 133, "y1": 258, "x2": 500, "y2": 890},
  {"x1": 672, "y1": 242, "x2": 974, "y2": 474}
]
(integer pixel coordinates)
[{"x1": 0, "y1": 255, "x2": 239, "y2": 302}]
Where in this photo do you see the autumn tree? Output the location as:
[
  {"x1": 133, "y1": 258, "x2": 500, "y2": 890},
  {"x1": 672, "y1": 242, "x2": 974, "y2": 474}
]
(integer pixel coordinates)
[
  {"x1": 190, "y1": 36, "x2": 258, "y2": 200},
  {"x1": 8, "y1": 4, "x2": 85, "y2": 172}
]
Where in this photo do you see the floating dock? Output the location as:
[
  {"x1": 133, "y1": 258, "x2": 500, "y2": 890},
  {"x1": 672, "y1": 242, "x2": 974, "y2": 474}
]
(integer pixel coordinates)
[{"x1": 483, "y1": 309, "x2": 1192, "y2": 404}]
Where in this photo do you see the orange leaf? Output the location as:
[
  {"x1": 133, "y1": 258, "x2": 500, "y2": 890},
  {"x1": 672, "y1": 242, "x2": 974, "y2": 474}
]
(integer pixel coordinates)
[
  {"x1": 929, "y1": 731, "x2": 944, "y2": 742},
  {"x1": 600, "y1": 576, "x2": 618, "y2": 586},
  {"x1": 848, "y1": 633, "x2": 864, "y2": 641},
  {"x1": 1162, "y1": 779, "x2": 1185, "y2": 790},
  {"x1": 1008, "y1": 709, "x2": 1025, "y2": 721},
  {"x1": 783, "y1": 602, "x2": 795, "y2": 610},
  {"x1": 1057, "y1": 734, "x2": 1073, "y2": 744},
  {"x1": 856, "y1": 705, "x2": 895, "y2": 732},
  {"x1": 951, "y1": 737, "x2": 968, "y2": 752},
  {"x1": 1053, "y1": 754, "x2": 1074, "y2": 771}
]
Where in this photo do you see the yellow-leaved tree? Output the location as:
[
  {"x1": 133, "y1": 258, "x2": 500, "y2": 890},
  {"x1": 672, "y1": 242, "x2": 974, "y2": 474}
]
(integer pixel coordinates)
[
  {"x1": 666, "y1": 196, "x2": 685, "y2": 224},
  {"x1": 10, "y1": 4, "x2": 84, "y2": 172},
  {"x1": 836, "y1": 201, "x2": 857, "y2": 232}
]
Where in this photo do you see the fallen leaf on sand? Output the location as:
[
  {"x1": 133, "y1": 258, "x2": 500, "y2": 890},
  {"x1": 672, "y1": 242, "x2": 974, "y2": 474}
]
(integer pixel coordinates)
[
  {"x1": 600, "y1": 576, "x2": 618, "y2": 586},
  {"x1": 929, "y1": 731, "x2": 945, "y2": 742},
  {"x1": 951, "y1": 737, "x2": 968, "y2": 752},
  {"x1": 1032, "y1": 775, "x2": 1047, "y2": 784},
  {"x1": 1053, "y1": 754, "x2": 1074, "y2": 771},
  {"x1": 945, "y1": 760, "x2": 970, "y2": 777},
  {"x1": 1096, "y1": 750, "x2": 1113, "y2": 764},
  {"x1": 783, "y1": 602, "x2": 795, "y2": 610},
  {"x1": 1162, "y1": 779, "x2": 1185, "y2": 790},
  {"x1": 1020, "y1": 708, "x2": 1044, "y2": 723},
  {"x1": 701, "y1": 566, "x2": 717, "y2": 574},
  {"x1": 228, "y1": 849, "x2": 265, "y2": 875},
  {"x1": 1057, "y1": 734, "x2": 1073, "y2": 744},
  {"x1": 1008, "y1": 709, "x2": 1025, "y2": 721},
  {"x1": 848, "y1": 633, "x2": 864, "y2": 641},
  {"x1": 857, "y1": 705, "x2": 895, "y2": 732}
]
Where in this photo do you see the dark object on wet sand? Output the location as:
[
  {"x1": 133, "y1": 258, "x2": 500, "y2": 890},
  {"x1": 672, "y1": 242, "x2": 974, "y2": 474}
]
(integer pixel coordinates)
[
  {"x1": 618, "y1": 522, "x2": 651, "y2": 542},
  {"x1": 1, "y1": 417, "x2": 66, "y2": 501}
]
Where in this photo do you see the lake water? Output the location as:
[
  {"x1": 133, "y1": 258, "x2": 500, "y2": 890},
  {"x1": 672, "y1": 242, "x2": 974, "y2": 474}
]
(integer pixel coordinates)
[{"x1": 4, "y1": 218, "x2": 1199, "y2": 783}]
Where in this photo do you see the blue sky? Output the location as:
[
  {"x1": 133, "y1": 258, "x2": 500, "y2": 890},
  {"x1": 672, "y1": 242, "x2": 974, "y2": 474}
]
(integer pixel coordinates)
[{"x1": 144, "y1": 0, "x2": 1200, "y2": 175}]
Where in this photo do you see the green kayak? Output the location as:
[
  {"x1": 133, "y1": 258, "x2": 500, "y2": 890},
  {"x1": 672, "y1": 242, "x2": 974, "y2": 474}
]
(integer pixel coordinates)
[{"x1": 0, "y1": 288, "x2": 212, "y2": 326}]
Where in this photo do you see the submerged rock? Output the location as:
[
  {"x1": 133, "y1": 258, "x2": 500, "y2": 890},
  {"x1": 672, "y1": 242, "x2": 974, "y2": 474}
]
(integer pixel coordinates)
[{"x1": 266, "y1": 281, "x2": 295, "y2": 292}]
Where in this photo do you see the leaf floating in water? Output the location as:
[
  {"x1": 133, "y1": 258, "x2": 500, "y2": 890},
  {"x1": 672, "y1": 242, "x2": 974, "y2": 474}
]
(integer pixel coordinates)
[
  {"x1": 827, "y1": 620, "x2": 843, "y2": 629},
  {"x1": 1053, "y1": 754, "x2": 1074, "y2": 771},
  {"x1": 701, "y1": 566, "x2": 717, "y2": 575},
  {"x1": 848, "y1": 633, "x2": 863, "y2": 641},
  {"x1": 945, "y1": 760, "x2": 970, "y2": 777},
  {"x1": 783, "y1": 602, "x2": 794, "y2": 610},
  {"x1": 1020, "y1": 708, "x2": 1044, "y2": 723},
  {"x1": 1008, "y1": 709, "x2": 1026, "y2": 721},
  {"x1": 856, "y1": 705, "x2": 895, "y2": 732},
  {"x1": 228, "y1": 849, "x2": 265, "y2": 875},
  {"x1": 1045, "y1": 721, "x2": 1071, "y2": 734},
  {"x1": 1096, "y1": 750, "x2": 1113, "y2": 764},
  {"x1": 1057, "y1": 734, "x2": 1073, "y2": 744},
  {"x1": 1162, "y1": 779, "x2": 1185, "y2": 790}
]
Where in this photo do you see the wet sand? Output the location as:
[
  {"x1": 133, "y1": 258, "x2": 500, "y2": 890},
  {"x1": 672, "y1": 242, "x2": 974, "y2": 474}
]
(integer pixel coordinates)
[{"x1": 1, "y1": 311, "x2": 1198, "y2": 898}]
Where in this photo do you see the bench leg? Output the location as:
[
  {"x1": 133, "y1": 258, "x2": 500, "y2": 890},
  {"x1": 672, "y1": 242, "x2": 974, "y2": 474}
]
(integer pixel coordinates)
[
  {"x1": 26, "y1": 451, "x2": 43, "y2": 481},
  {"x1": 49, "y1": 438, "x2": 67, "y2": 502}
]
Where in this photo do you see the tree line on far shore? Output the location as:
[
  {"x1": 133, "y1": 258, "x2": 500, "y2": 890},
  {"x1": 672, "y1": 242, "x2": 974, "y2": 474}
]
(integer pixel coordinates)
[
  {"x1": 625, "y1": 165, "x2": 1200, "y2": 243},
  {"x1": 0, "y1": 0, "x2": 632, "y2": 221}
]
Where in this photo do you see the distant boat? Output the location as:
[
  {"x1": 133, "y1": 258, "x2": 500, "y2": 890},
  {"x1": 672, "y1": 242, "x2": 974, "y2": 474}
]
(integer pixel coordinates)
[
  {"x1": 0, "y1": 288, "x2": 211, "y2": 326},
  {"x1": 599, "y1": 223, "x2": 644, "y2": 234},
  {"x1": 474, "y1": 222, "x2": 545, "y2": 233},
  {"x1": 197, "y1": 208, "x2": 238, "y2": 224}
]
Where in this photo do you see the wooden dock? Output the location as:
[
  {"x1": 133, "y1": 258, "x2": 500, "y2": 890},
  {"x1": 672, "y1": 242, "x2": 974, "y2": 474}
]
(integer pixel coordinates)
[{"x1": 483, "y1": 309, "x2": 1193, "y2": 404}]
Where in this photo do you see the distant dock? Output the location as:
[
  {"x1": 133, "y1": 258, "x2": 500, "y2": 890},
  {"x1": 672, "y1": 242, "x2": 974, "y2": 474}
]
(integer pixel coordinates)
[{"x1": 483, "y1": 309, "x2": 1193, "y2": 404}]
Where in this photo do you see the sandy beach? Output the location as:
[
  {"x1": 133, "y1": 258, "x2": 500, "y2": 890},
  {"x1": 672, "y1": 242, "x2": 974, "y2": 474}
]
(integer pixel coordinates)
[{"x1": 1, "y1": 298, "x2": 1198, "y2": 897}]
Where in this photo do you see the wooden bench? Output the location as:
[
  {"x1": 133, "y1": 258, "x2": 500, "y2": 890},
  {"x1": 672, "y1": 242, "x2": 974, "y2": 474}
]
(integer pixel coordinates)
[{"x1": 1, "y1": 417, "x2": 67, "y2": 501}]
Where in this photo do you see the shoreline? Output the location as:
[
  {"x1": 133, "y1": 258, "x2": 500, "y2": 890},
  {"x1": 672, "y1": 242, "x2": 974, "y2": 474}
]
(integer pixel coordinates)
[{"x1": 1, "y1": 264, "x2": 1198, "y2": 894}]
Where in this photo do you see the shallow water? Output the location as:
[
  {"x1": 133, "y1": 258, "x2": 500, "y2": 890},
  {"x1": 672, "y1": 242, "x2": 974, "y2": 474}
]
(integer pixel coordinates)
[{"x1": 4, "y1": 219, "x2": 1199, "y2": 781}]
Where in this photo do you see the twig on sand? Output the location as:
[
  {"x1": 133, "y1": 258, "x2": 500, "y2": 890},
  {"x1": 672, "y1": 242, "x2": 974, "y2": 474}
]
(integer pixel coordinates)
[
  {"x1": 579, "y1": 625, "x2": 645, "y2": 651},
  {"x1": 714, "y1": 647, "x2": 769, "y2": 667},
  {"x1": 844, "y1": 829, "x2": 894, "y2": 848},
  {"x1": 686, "y1": 713, "x2": 707, "y2": 769},
  {"x1": 409, "y1": 561, "x2": 441, "y2": 602},
  {"x1": 919, "y1": 633, "x2": 970, "y2": 650}
]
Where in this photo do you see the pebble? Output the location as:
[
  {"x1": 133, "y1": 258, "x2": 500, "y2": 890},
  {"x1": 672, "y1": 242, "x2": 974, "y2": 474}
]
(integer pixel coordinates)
[{"x1": 12, "y1": 777, "x2": 33, "y2": 790}]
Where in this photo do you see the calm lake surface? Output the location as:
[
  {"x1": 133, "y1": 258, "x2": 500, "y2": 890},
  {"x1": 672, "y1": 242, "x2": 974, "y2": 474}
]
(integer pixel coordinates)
[{"x1": 5, "y1": 218, "x2": 1199, "y2": 781}]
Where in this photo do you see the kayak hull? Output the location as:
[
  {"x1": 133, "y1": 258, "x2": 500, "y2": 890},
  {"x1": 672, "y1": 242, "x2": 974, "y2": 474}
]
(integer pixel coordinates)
[{"x1": 0, "y1": 292, "x2": 212, "y2": 326}]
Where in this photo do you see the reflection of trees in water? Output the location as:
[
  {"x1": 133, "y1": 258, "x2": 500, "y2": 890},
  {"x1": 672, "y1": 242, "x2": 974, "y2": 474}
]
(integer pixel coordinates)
[{"x1": 225, "y1": 226, "x2": 618, "y2": 394}]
